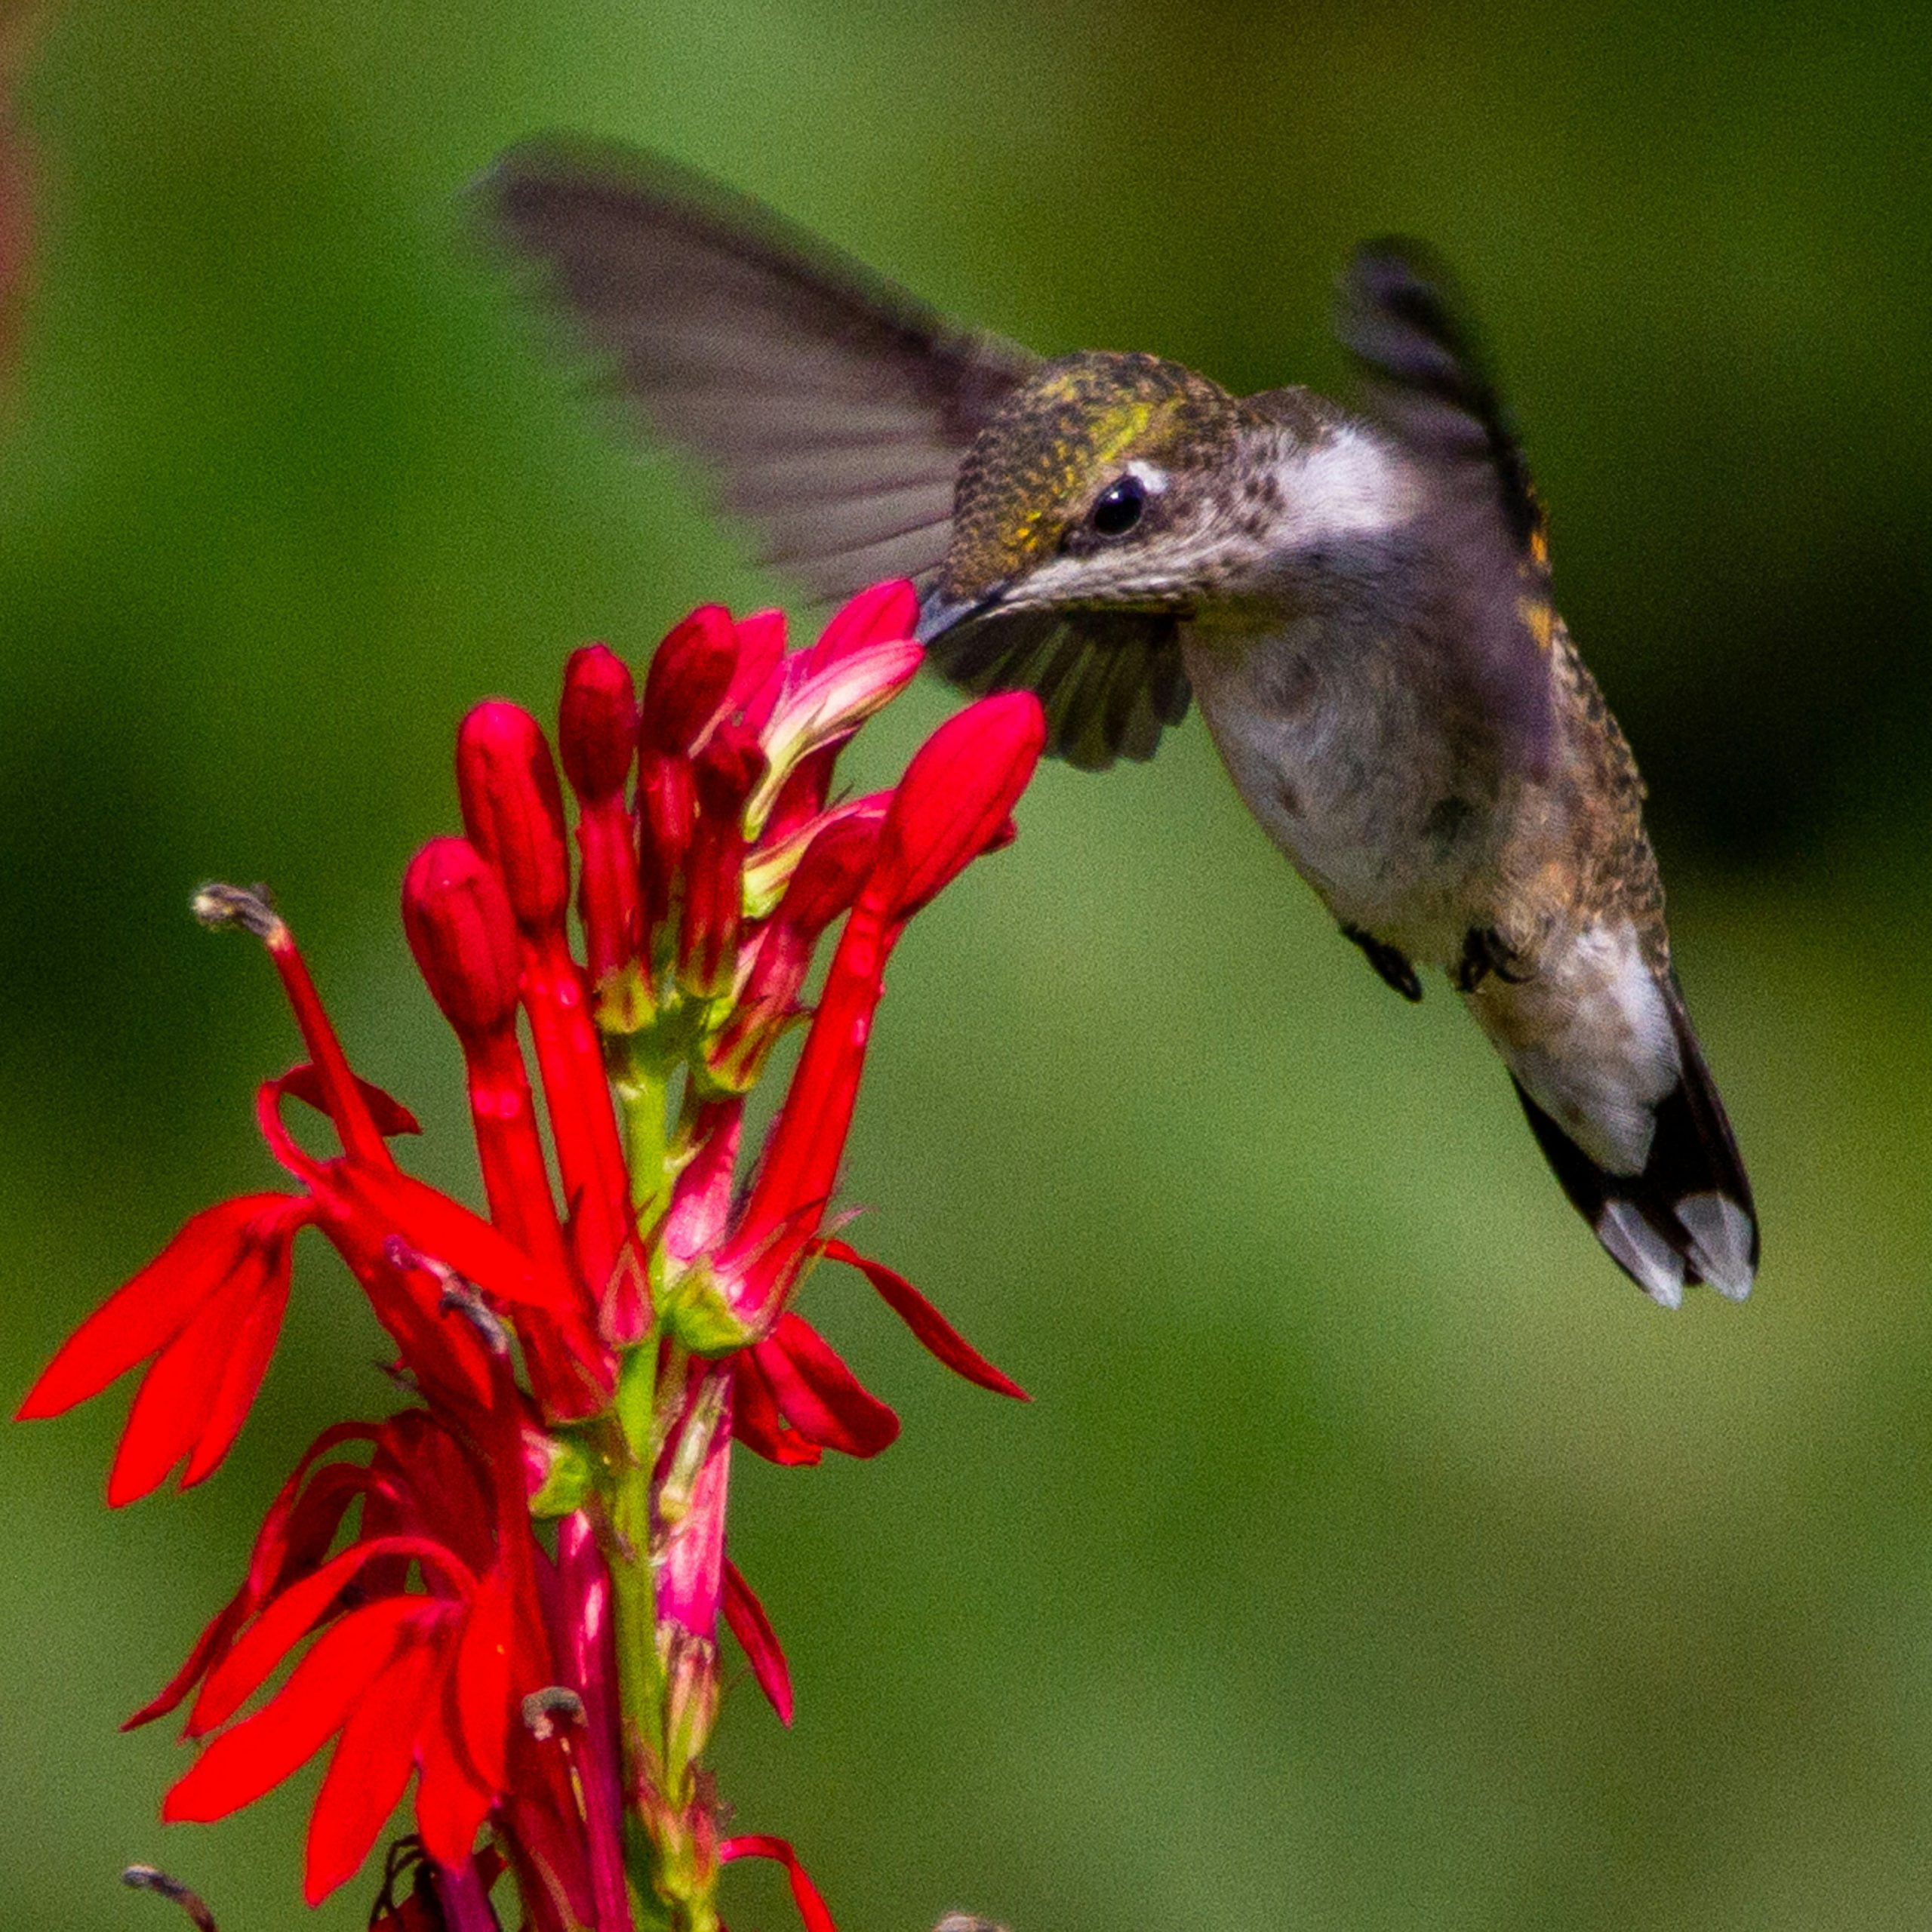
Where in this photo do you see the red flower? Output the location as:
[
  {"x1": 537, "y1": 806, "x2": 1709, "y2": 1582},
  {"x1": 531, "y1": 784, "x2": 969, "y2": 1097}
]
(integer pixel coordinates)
[
  {"x1": 154, "y1": 1401, "x2": 584, "y2": 1912},
  {"x1": 17, "y1": 1192, "x2": 307, "y2": 1505},
  {"x1": 19, "y1": 583, "x2": 1048, "y2": 1932}
]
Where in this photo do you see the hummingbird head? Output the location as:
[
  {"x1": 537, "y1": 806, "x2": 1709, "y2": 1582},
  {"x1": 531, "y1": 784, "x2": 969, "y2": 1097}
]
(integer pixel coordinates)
[
  {"x1": 924, "y1": 352, "x2": 1247, "y2": 624},
  {"x1": 920, "y1": 352, "x2": 1417, "y2": 645}
]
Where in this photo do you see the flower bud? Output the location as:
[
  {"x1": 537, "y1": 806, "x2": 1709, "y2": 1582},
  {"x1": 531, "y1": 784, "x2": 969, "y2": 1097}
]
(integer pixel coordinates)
[
  {"x1": 456, "y1": 702, "x2": 570, "y2": 937},
  {"x1": 866, "y1": 691, "x2": 1046, "y2": 924},
  {"x1": 402, "y1": 838, "x2": 523, "y2": 1041},
  {"x1": 638, "y1": 749, "x2": 697, "y2": 940},
  {"x1": 560, "y1": 647, "x2": 645, "y2": 992},
  {"x1": 678, "y1": 721, "x2": 766, "y2": 1000},
  {"x1": 691, "y1": 721, "x2": 764, "y2": 820},
  {"x1": 559, "y1": 644, "x2": 638, "y2": 801},
  {"x1": 641, "y1": 605, "x2": 736, "y2": 755}
]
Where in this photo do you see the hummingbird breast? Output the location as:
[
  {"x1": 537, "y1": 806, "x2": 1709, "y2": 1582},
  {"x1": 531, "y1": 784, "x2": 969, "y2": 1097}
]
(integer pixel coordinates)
[{"x1": 1180, "y1": 606, "x2": 1512, "y2": 967}]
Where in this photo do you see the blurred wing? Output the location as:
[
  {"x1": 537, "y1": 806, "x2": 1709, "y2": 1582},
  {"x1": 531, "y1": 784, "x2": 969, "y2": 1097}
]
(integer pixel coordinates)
[
  {"x1": 1337, "y1": 239, "x2": 1555, "y2": 775},
  {"x1": 924, "y1": 608, "x2": 1190, "y2": 771},
  {"x1": 479, "y1": 139, "x2": 1039, "y2": 604}
]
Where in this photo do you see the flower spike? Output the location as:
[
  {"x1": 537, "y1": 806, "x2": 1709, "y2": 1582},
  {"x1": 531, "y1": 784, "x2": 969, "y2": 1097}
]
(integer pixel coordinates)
[{"x1": 23, "y1": 586, "x2": 1044, "y2": 1930}]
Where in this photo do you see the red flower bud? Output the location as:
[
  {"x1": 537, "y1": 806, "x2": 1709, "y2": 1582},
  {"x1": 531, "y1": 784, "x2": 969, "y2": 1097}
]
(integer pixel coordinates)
[
  {"x1": 638, "y1": 749, "x2": 697, "y2": 940},
  {"x1": 678, "y1": 721, "x2": 766, "y2": 998},
  {"x1": 563, "y1": 649, "x2": 645, "y2": 984},
  {"x1": 402, "y1": 839, "x2": 522, "y2": 1041},
  {"x1": 455, "y1": 703, "x2": 570, "y2": 937},
  {"x1": 779, "y1": 811, "x2": 885, "y2": 934},
  {"x1": 692, "y1": 719, "x2": 765, "y2": 819},
  {"x1": 558, "y1": 644, "x2": 637, "y2": 803},
  {"x1": 641, "y1": 605, "x2": 737, "y2": 754},
  {"x1": 866, "y1": 691, "x2": 1046, "y2": 924}
]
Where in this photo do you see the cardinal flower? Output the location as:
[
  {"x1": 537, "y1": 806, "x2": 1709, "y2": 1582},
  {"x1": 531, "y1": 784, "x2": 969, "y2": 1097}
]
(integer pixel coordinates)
[{"x1": 18, "y1": 583, "x2": 1044, "y2": 1932}]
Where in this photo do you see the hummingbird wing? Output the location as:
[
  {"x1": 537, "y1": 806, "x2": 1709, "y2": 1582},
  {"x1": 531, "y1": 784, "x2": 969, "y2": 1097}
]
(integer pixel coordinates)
[
  {"x1": 479, "y1": 140, "x2": 1039, "y2": 604},
  {"x1": 919, "y1": 606, "x2": 1192, "y2": 771},
  {"x1": 1336, "y1": 240, "x2": 1557, "y2": 778}
]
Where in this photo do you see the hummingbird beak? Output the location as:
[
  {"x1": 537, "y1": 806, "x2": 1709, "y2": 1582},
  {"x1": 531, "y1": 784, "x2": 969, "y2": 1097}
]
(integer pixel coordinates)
[{"x1": 915, "y1": 584, "x2": 1005, "y2": 645}]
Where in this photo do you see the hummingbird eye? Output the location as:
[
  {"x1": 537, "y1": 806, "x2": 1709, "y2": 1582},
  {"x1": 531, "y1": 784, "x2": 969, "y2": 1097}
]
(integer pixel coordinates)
[{"x1": 1088, "y1": 475, "x2": 1146, "y2": 539}]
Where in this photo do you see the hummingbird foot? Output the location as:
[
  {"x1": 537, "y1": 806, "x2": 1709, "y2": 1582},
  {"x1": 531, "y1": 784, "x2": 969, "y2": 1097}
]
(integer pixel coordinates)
[
  {"x1": 1454, "y1": 924, "x2": 1531, "y2": 994},
  {"x1": 1340, "y1": 924, "x2": 1423, "y2": 1002}
]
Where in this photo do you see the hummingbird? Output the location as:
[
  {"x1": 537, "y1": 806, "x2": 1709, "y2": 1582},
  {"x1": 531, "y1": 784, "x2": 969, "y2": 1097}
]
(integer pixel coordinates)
[{"x1": 481, "y1": 140, "x2": 1758, "y2": 1308}]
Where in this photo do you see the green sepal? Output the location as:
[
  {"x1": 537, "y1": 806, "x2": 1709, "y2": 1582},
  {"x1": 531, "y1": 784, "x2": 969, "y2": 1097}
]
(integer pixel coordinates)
[
  {"x1": 659, "y1": 1260, "x2": 756, "y2": 1358},
  {"x1": 528, "y1": 1431, "x2": 597, "y2": 1518},
  {"x1": 740, "y1": 825, "x2": 814, "y2": 921},
  {"x1": 694, "y1": 1001, "x2": 804, "y2": 1100},
  {"x1": 594, "y1": 960, "x2": 657, "y2": 1037}
]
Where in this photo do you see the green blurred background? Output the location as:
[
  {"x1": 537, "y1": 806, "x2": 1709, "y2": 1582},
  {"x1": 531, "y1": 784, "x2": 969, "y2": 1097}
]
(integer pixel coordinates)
[{"x1": 4, "y1": 3, "x2": 1930, "y2": 1927}]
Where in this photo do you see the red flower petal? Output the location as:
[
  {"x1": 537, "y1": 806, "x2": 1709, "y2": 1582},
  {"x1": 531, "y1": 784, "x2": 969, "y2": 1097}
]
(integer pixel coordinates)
[
  {"x1": 805, "y1": 580, "x2": 918, "y2": 671},
  {"x1": 722, "y1": 1558, "x2": 793, "y2": 1727},
  {"x1": 164, "y1": 1598, "x2": 426, "y2": 1823},
  {"x1": 180, "y1": 1223, "x2": 299, "y2": 1487},
  {"x1": 16, "y1": 1193, "x2": 299, "y2": 1421},
  {"x1": 125, "y1": 1426, "x2": 385, "y2": 1730},
  {"x1": 818, "y1": 1239, "x2": 1029, "y2": 1401},
  {"x1": 106, "y1": 1242, "x2": 288, "y2": 1507},
  {"x1": 731, "y1": 1349, "x2": 822, "y2": 1467},
  {"x1": 304, "y1": 1634, "x2": 444, "y2": 1904},
  {"x1": 355, "y1": 1166, "x2": 583, "y2": 1324},
  {"x1": 278, "y1": 1063, "x2": 421, "y2": 1137},
  {"x1": 192, "y1": 1534, "x2": 471, "y2": 1735},
  {"x1": 454, "y1": 1570, "x2": 516, "y2": 1793},
  {"x1": 755, "y1": 1315, "x2": 899, "y2": 1459},
  {"x1": 719, "y1": 1834, "x2": 838, "y2": 1932},
  {"x1": 415, "y1": 1665, "x2": 497, "y2": 1867}
]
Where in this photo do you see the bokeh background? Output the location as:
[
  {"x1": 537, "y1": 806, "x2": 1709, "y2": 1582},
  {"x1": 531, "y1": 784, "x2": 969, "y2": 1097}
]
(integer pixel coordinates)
[{"x1": 4, "y1": 3, "x2": 1930, "y2": 1927}]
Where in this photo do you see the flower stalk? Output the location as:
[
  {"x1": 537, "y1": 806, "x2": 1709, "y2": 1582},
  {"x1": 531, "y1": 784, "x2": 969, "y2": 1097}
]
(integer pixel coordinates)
[{"x1": 20, "y1": 584, "x2": 1044, "y2": 1931}]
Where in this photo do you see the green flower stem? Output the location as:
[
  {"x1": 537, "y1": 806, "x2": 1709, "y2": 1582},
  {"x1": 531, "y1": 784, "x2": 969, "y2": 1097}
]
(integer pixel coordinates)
[
  {"x1": 614, "y1": 1047, "x2": 673, "y2": 1234},
  {"x1": 607, "y1": 1053, "x2": 675, "y2": 1921},
  {"x1": 603, "y1": 1012, "x2": 734, "y2": 1932}
]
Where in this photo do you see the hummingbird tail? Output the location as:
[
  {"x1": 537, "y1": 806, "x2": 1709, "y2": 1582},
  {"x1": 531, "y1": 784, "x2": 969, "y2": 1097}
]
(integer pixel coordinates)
[{"x1": 1511, "y1": 978, "x2": 1758, "y2": 1308}]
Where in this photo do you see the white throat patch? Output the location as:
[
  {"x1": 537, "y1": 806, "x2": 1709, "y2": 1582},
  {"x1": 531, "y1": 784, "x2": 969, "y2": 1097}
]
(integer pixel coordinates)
[{"x1": 1268, "y1": 427, "x2": 1423, "y2": 551}]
